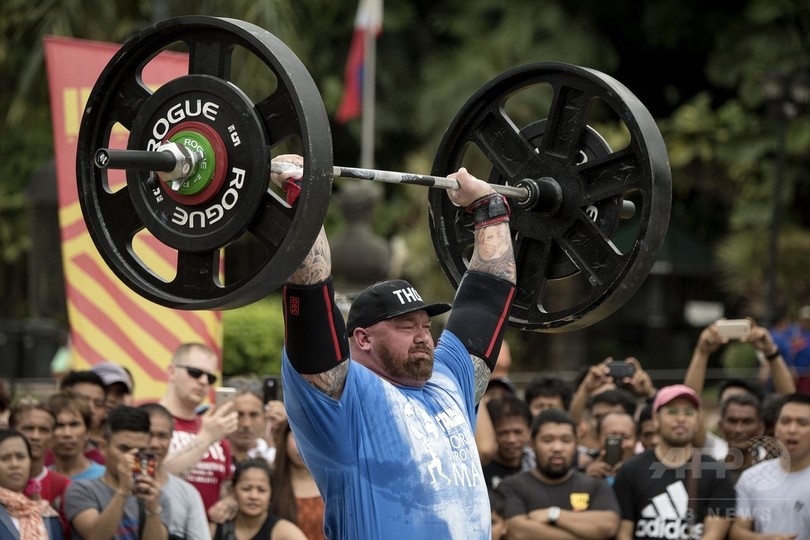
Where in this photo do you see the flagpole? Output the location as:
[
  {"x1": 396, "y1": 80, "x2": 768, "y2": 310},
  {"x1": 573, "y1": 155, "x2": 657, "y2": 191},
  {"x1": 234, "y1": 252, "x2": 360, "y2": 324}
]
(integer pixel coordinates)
[{"x1": 359, "y1": 6, "x2": 377, "y2": 169}]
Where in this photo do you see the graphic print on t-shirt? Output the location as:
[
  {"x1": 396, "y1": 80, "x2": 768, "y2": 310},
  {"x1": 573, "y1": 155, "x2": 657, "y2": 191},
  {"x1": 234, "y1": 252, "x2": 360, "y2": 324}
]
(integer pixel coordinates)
[
  {"x1": 400, "y1": 391, "x2": 482, "y2": 490},
  {"x1": 636, "y1": 480, "x2": 702, "y2": 539}
]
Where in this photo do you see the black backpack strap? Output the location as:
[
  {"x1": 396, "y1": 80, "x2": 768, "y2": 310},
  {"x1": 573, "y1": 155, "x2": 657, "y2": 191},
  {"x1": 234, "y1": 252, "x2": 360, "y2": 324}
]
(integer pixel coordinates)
[
  {"x1": 137, "y1": 498, "x2": 145, "y2": 540},
  {"x1": 687, "y1": 450, "x2": 701, "y2": 536},
  {"x1": 222, "y1": 520, "x2": 236, "y2": 540}
]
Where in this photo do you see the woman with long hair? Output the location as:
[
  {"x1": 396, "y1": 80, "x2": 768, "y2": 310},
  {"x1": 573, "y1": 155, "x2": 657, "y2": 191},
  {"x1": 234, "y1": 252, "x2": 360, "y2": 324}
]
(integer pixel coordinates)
[
  {"x1": 211, "y1": 459, "x2": 305, "y2": 540},
  {"x1": 270, "y1": 420, "x2": 325, "y2": 540},
  {"x1": 0, "y1": 428, "x2": 63, "y2": 539}
]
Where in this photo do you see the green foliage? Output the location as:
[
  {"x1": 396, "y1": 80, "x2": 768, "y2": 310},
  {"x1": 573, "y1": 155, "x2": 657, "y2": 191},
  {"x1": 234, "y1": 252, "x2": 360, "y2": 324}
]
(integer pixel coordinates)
[
  {"x1": 1, "y1": 0, "x2": 809, "y2": 370},
  {"x1": 720, "y1": 342, "x2": 759, "y2": 376},
  {"x1": 717, "y1": 228, "x2": 810, "y2": 316},
  {"x1": 221, "y1": 295, "x2": 285, "y2": 377}
]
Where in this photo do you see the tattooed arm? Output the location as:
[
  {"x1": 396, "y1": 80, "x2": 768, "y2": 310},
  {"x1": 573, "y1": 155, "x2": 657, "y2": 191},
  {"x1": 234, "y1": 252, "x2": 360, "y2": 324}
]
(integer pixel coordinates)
[
  {"x1": 445, "y1": 169, "x2": 517, "y2": 401},
  {"x1": 273, "y1": 155, "x2": 350, "y2": 399},
  {"x1": 446, "y1": 168, "x2": 516, "y2": 284}
]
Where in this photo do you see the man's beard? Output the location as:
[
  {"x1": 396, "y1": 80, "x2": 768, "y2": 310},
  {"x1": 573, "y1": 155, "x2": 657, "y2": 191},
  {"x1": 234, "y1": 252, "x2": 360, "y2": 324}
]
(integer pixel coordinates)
[
  {"x1": 538, "y1": 454, "x2": 574, "y2": 479},
  {"x1": 375, "y1": 341, "x2": 434, "y2": 384},
  {"x1": 232, "y1": 428, "x2": 256, "y2": 449},
  {"x1": 660, "y1": 427, "x2": 694, "y2": 448}
]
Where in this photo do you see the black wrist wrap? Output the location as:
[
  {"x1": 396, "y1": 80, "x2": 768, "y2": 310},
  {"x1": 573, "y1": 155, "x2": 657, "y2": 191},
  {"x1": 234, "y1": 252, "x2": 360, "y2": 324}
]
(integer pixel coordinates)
[
  {"x1": 283, "y1": 278, "x2": 349, "y2": 374},
  {"x1": 456, "y1": 193, "x2": 511, "y2": 231},
  {"x1": 446, "y1": 271, "x2": 516, "y2": 372}
]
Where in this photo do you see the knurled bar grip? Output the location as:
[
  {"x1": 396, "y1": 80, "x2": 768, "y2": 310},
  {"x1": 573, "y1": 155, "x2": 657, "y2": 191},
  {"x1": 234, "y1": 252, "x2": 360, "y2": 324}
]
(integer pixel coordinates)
[
  {"x1": 270, "y1": 161, "x2": 530, "y2": 201},
  {"x1": 94, "y1": 148, "x2": 177, "y2": 172}
]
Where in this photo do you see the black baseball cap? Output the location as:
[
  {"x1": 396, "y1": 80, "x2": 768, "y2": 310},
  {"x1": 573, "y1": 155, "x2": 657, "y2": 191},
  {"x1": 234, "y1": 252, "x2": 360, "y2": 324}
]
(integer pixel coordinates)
[{"x1": 347, "y1": 279, "x2": 452, "y2": 333}]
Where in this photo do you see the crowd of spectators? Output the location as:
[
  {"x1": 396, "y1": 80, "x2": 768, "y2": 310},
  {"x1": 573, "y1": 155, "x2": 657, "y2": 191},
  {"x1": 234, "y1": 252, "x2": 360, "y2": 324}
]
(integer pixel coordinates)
[
  {"x1": 479, "y1": 316, "x2": 810, "y2": 539},
  {"x1": 0, "y1": 343, "x2": 312, "y2": 539},
  {"x1": 1, "y1": 312, "x2": 809, "y2": 539}
]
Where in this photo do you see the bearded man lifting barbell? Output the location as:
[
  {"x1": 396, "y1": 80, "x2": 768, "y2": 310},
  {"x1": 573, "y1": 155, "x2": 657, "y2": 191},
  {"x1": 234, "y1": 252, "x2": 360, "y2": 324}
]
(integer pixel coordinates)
[
  {"x1": 75, "y1": 18, "x2": 674, "y2": 539},
  {"x1": 273, "y1": 154, "x2": 516, "y2": 539}
]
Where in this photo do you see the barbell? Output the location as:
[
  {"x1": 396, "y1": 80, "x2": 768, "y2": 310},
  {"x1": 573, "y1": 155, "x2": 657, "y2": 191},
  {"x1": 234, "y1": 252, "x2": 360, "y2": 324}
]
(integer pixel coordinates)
[{"x1": 76, "y1": 16, "x2": 672, "y2": 332}]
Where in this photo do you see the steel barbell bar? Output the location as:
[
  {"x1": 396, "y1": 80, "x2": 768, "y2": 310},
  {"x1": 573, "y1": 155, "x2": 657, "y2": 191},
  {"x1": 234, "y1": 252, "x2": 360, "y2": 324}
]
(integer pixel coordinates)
[{"x1": 94, "y1": 145, "x2": 635, "y2": 218}]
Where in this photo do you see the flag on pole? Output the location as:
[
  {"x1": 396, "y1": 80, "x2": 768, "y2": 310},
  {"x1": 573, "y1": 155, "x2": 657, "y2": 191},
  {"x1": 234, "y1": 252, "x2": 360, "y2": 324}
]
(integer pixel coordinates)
[{"x1": 335, "y1": 0, "x2": 383, "y2": 124}]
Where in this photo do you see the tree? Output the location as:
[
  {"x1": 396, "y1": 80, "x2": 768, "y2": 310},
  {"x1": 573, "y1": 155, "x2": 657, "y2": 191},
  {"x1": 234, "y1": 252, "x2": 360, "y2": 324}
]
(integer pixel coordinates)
[{"x1": 1, "y1": 0, "x2": 808, "y2": 373}]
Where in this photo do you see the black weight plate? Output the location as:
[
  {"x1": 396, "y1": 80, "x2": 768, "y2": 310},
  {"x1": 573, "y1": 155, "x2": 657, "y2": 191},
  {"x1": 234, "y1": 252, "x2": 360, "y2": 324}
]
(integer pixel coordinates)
[
  {"x1": 76, "y1": 16, "x2": 333, "y2": 310},
  {"x1": 127, "y1": 75, "x2": 268, "y2": 253},
  {"x1": 487, "y1": 119, "x2": 622, "y2": 280},
  {"x1": 429, "y1": 62, "x2": 671, "y2": 333}
]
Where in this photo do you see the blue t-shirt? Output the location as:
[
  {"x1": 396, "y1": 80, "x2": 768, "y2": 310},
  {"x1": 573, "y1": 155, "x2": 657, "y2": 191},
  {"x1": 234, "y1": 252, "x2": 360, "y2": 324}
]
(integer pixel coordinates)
[
  {"x1": 282, "y1": 330, "x2": 489, "y2": 539},
  {"x1": 50, "y1": 460, "x2": 105, "y2": 481}
]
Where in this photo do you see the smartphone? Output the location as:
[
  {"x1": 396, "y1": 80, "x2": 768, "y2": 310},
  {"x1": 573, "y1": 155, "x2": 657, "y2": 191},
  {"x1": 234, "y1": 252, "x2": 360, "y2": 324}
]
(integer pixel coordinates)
[
  {"x1": 214, "y1": 386, "x2": 237, "y2": 408},
  {"x1": 607, "y1": 362, "x2": 635, "y2": 380},
  {"x1": 715, "y1": 319, "x2": 751, "y2": 340},
  {"x1": 132, "y1": 450, "x2": 156, "y2": 479},
  {"x1": 263, "y1": 376, "x2": 280, "y2": 404},
  {"x1": 604, "y1": 436, "x2": 623, "y2": 467}
]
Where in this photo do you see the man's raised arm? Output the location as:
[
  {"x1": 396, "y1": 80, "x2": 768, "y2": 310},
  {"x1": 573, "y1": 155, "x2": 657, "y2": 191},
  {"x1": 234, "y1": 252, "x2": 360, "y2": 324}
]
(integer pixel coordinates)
[
  {"x1": 274, "y1": 155, "x2": 350, "y2": 399},
  {"x1": 444, "y1": 168, "x2": 516, "y2": 402},
  {"x1": 447, "y1": 168, "x2": 516, "y2": 285}
]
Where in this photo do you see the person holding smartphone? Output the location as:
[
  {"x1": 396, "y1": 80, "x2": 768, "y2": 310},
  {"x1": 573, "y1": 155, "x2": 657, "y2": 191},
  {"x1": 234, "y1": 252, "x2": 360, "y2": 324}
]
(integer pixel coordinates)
[
  {"x1": 584, "y1": 412, "x2": 638, "y2": 485},
  {"x1": 65, "y1": 406, "x2": 171, "y2": 540},
  {"x1": 159, "y1": 343, "x2": 238, "y2": 514}
]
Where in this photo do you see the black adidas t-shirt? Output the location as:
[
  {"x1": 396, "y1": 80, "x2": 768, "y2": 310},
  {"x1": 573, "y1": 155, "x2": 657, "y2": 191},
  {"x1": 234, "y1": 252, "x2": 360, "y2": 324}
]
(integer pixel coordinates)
[
  {"x1": 613, "y1": 449, "x2": 736, "y2": 540},
  {"x1": 498, "y1": 469, "x2": 620, "y2": 519}
]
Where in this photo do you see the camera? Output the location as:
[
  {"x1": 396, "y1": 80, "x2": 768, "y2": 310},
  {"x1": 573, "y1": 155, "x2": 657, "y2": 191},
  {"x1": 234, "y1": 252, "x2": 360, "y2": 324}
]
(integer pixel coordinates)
[
  {"x1": 132, "y1": 450, "x2": 156, "y2": 479},
  {"x1": 715, "y1": 319, "x2": 751, "y2": 340},
  {"x1": 263, "y1": 376, "x2": 281, "y2": 404},
  {"x1": 214, "y1": 387, "x2": 237, "y2": 408},
  {"x1": 606, "y1": 362, "x2": 635, "y2": 380},
  {"x1": 604, "y1": 436, "x2": 623, "y2": 467}
]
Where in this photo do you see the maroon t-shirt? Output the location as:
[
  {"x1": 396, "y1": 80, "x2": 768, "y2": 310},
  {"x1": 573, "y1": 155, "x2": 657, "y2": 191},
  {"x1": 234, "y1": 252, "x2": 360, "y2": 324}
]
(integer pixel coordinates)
[
  {"x1": 33, "y1": 467, "x2": 71, "y2": 537},
  {"x1": 170, "y1": 414, "x2": 233, "y2": 511}
]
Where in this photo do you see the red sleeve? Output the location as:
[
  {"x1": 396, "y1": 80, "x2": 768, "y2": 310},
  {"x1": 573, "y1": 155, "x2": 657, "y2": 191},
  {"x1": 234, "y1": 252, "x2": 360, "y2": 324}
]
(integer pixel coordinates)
[{"x1": 222, "y1": 438, "x2": 234, "y2": 480}]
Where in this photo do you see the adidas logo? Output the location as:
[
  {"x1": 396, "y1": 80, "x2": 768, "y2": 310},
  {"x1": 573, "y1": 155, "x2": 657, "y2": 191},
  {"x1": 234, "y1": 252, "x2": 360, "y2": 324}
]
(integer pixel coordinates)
[{"x1": 635, "y1": 480, "x2": 703, "y2": 539}]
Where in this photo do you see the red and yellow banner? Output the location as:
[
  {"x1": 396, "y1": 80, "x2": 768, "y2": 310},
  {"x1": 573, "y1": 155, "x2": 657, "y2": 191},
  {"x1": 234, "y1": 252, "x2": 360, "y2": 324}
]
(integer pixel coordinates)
[{"x1": 44, "y1": 35, "x2": 222, "y2": 402}]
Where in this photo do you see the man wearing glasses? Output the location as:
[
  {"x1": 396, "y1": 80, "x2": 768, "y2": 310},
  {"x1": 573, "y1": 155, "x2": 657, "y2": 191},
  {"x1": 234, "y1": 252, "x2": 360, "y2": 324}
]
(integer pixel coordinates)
[
  {"x1": 613, "y1": 385, "x2": 736, "y2": 540},
  {"x1": 159, "y1": 343, "x2": 238, "y2": 513}
]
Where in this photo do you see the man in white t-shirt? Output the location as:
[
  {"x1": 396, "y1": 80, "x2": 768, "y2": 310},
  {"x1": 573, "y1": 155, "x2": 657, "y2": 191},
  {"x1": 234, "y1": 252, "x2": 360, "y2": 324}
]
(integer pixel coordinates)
[{"x1": 730, "y1": 393, "x2": 810, "y2": 539}]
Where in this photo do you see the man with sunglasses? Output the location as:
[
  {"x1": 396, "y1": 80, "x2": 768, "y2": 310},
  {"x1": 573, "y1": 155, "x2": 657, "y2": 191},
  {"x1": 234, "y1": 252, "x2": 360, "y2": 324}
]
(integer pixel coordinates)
[{"x1": 159, "y1": 343, "x2": 238, "y2": 513}]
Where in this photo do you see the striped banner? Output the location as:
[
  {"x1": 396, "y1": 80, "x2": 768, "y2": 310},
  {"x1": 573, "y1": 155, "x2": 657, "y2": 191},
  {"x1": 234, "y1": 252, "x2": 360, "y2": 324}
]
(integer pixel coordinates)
[{"x1": 44, "y1": 36, "x2": 222, "y2": 403}]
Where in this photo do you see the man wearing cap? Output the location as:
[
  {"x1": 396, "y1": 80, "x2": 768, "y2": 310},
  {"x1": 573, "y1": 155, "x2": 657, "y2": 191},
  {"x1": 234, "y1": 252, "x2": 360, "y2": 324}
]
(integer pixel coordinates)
[
  {"x1": 90, "y1": 362, "x2": 134, "y2": 411},
  {"x1": 614, "y1": 385, "x2": 736, "y2": 540},
  {"x1": 274, "y1": 155, "x2": 516, "y2": 539}
]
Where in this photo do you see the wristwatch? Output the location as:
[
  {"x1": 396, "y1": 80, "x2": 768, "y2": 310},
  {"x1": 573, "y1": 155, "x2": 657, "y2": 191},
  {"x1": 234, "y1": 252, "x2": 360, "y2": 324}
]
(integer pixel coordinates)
[
  {"x1": 547, "y1": 506, "x2": 561, "y2": 525},
  {"x1": 765, "y1": 349, "x2": 781, "y2": 361}
]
